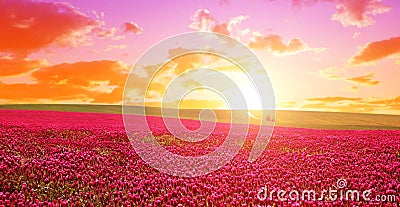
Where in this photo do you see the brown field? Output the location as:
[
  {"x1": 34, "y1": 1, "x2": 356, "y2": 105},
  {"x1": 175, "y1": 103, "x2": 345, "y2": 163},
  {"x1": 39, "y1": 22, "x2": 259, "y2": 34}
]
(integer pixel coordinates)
[{"x1": 1, "y1": 104, "x2": 400, "y2": 130}]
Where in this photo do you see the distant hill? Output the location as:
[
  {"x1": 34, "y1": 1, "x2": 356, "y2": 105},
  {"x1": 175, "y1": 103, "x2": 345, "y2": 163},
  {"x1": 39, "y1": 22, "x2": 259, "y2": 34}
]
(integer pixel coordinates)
[{"x1": 1, "y1": 104, "x2": 400, "y2": 130}]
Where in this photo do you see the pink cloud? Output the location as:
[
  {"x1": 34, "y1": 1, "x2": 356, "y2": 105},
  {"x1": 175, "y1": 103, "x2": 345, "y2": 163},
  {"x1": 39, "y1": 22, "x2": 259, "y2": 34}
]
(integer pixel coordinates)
[
  {"x1": 292, "y1": 0, "x2": 390, "y2": 28},
  {"x1": 123, "y1": 21, "x2": 143, "y2": 34},
  {"x1": 189, "y1": 9, "x2": 216, "y2": 31},
  {"x1": 189, "y1": 9, "x2": 247, "y2": 37},
  {"x1": 331, "y1": 0, "x2": 391, "y2": 27},
  {"x1": 212, "y1": 23, "x2": 230, "y2": 35},
  {"x1": 97, "y1": 27, "x2": 118, "y2": 39},
  {"x1": 212, "y1": 16, "x2": 248, "y2": 36}
]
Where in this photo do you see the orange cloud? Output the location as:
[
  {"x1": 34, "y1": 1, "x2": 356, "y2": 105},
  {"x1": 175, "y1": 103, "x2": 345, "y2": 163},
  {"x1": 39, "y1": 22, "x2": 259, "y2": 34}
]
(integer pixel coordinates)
[
  {"x1": 248, "y1": 34, "x2": 322, "y2": 56},
  {"x1": 318, "y1": 67, "x2": 379, "y2": 88},
  {"x1": 124, "y1": 46, "x2": 258, "y2": 107},
  {"x1": 301, "y1": 96, "x2": 400, "y2": 114},
  {"x1": 345, "y1": 73, "x2": 379, "y2": 86},
  {"x1": 367, "y1": 97, "x2": 400, "y2": 113},
  {"x1": 349, "y1": 36, "x2": 400, "y2": 66},
  {"x1": 300, "y1": 96, "x2": 380, "y2": 113},
  {"x1": 92, "y1": 85, "x2": 126, "y2": 104},
  {"x1": 346, "y1": 86, "x2": 359, "y2": 92},
  {"x1": 278, "y1": 101, "x2": 298, "y2": 108},
  {"x1": 0, "y1": 0, "x2": 101, "y2": 57},
  {"x1": 368, "y1": 96, "x2": 400, "y2": 105},
  {"x1": 123, "y1": 22, "x2": 143, "y2": 34},
  {"x1": 0, "y1": 60, "x2": 128, "y2": 104},
  {"x1": 303, "y1": 96, "x2": 372, "y2": 113},
  {"x1": 0, "y1": 58, "x2": 47, "y2": 77},
  {"x1": 319, "y1": 67, "x2": 347, "y2": 80},
  {"x1": 306, "y1": 96, "x2": 363, "y2": 103},
  {"x1": 33, "y1": 60, "x2": 128, "y2": 87},
  {"x1": 301, "y1": 102, "x2": 378, "y2": 113},
  {"x1": 179, "y1": 99, "x2": 225, "y2": 109}
]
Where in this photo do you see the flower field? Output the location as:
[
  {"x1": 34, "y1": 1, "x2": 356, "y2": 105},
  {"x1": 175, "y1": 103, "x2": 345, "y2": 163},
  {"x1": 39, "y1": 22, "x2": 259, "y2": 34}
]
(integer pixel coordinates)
[{"x1": 0, "y1": 110, "x2": 399, "y2": 206}]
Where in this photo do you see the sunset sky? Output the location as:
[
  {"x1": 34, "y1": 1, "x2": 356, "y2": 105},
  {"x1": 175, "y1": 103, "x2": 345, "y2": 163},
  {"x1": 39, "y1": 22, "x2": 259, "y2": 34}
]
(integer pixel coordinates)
[{"x1": 0, "y1": 0, "x2": 400, "y2": 114}]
